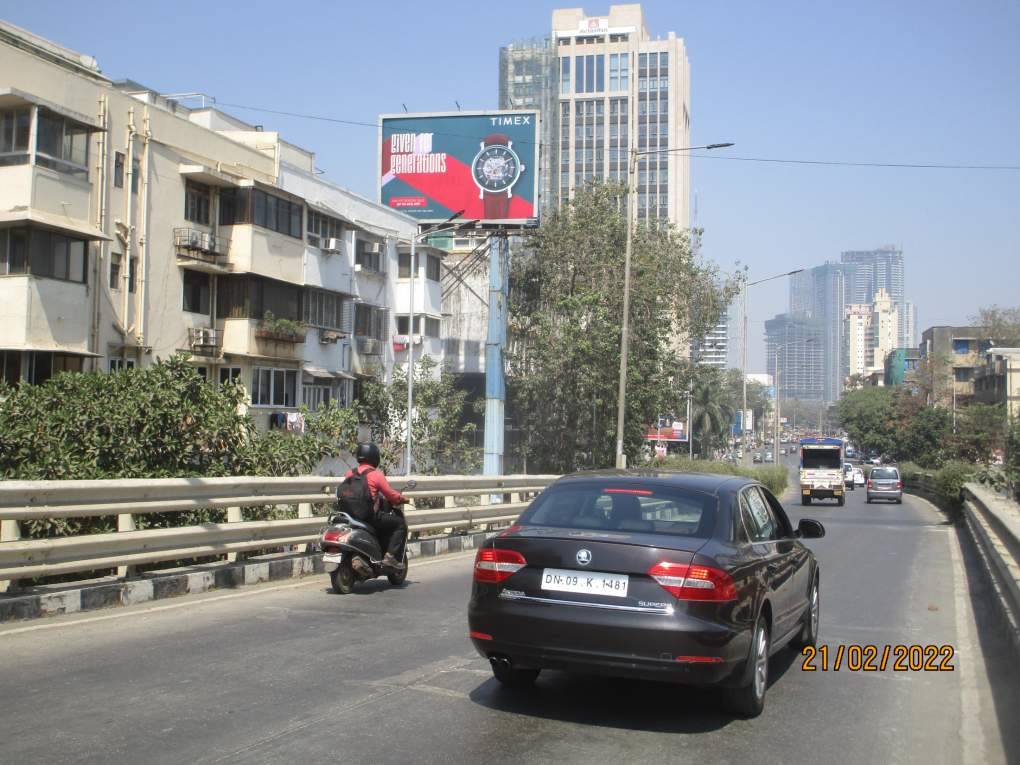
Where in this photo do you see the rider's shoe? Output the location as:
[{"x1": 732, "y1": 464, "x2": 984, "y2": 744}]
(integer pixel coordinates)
[
  {"x1": 351, "y1": 556, "x2": 373, "y2": 577},
  {"x1": 382, "y1": 553, "x2": 406, "y2": 572}
]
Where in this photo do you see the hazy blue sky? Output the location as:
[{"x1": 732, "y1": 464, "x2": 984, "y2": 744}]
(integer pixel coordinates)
[{"x1": 5, "y1": 0, "x2": 1018, "y2": 371}]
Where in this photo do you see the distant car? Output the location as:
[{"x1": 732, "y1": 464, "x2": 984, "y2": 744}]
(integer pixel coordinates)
[
  {"x1": 869, "y1": 457, "x2": 882, "y2": 466},
  {"x1": 867, "y1": 466, "x2": 902, "y2": 503},
  {"x1": 842, "y1": 464, "x2": 856, "y2": 490},
  {"x1": 764, "y1": 452, "x2": 774, "y2": 463},
  {"x1": 853, "y1": 466, "x2": 865, "y2": 487},
  {"x1": 468, "y1": 472, "x2": 826, "y2": 717},
  {"x1": 753, "y1": 453, "x2": 763, "y2": 463}
]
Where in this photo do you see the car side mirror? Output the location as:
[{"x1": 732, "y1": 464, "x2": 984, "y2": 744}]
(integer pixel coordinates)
[{"x1": 796, "y1": 519, "x2": 826, "y2": 539}]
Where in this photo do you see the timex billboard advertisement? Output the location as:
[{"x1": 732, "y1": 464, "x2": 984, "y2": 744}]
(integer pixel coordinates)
[{"x1": 379, "y1": 111, "x2": 540, "y2": 224}]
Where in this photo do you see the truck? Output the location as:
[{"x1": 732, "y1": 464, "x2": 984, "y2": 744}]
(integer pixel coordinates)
[{"x1": 799, "y1": 437, "x2": 845, "y2": 506}]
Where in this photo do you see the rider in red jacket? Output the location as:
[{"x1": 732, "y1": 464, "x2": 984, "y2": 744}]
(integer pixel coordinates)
[{"x1": 345, "y1": 443, "x2": 407, "y2": 571}]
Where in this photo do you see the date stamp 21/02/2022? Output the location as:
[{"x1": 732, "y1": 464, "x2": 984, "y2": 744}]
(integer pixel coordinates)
[{"x1": 801, "y1": 644, "x2": 955, "y2": 672}]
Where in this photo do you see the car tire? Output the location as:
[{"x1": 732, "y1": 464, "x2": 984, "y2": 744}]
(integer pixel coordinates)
[
  {"x1": 896, "y1": 498, "x2": 903, "y2": 505},
  {"x1": 726, "y1": 617, "x2": 769, "y2": 718},
  {"x1": 866, "y1": 498, "x2": 872, "y2": 504},
  {"x1": 491, "y1": 659, "x2": 540, "y2": 689},
  {"x1": 837, "y1": 495, "x2": 845, "y2": 507},
  {"x1": 793, "y1": 576, "x2": 820, "y2": 649}
]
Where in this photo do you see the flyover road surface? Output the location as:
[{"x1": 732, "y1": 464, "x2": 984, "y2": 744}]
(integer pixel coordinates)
[{"x1": 2, "y1": 469, "x2": 1018, "y2": 765}]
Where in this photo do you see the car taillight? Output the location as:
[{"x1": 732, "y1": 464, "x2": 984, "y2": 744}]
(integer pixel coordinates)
[
  {"x1": 897, "y1": 480, "x2": 903, "y2": 489},
  {"x1": 474, "y1": 547, "x2": 527, "y2": 583},
  {"x1": 648, "y1": 561, "x2": 737, "y2": 601},
  {"x1": 867, "y1": 480, "x2": 873, "y2": 489}
]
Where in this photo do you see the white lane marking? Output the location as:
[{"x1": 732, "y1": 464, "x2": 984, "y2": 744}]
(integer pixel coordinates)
[
  {"x1": 948, "y1": 521, "x2": 990, "y2": 765},
  {"x1": 0, "y1": 551, "x2": 478, "y2": 638}
]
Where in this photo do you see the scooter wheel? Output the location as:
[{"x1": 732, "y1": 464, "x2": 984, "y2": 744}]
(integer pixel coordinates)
[
  {"x1": 387, "y1": 552, "x2": 409, "y2": 586},
  {"x1": 331, "y1": 556, "x2": 356, "y2": 594}
]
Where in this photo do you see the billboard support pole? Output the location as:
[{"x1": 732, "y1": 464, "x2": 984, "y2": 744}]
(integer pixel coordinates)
[{"x1": 484, "y1": 232, "x2": 508, "y2": 481}]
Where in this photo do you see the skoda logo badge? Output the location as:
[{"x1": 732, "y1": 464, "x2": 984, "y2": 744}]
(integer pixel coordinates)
[{"x1": 576, "y1": 549, "x2": 592, "y2": 566}]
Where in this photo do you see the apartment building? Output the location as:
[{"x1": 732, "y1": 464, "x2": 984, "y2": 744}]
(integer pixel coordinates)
[
  {"x1": 0, "y1": 21, "x2": 441, "y2": 427},
  {"x1": 973, "y1": 348, "x2": 1020, "y2": 418},
  {"x1": 920, "y1": 325, "x2": 997, "y2": 405}
]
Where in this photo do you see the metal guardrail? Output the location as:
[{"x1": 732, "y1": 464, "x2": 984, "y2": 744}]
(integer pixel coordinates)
[{"x1": 0, "y1": 475, "x2": 557, "y2": 585}]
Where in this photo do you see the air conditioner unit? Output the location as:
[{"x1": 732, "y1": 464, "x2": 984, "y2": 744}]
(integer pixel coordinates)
[
  {"x1": 353, "y1": 264, "x2": 363, "y2": 272},
  {"x1": 322, "y1": 238, "x2": 341, "y2": 253},
  {"x1": 189, "y1": 232, "x2": 202, "y2": 248}
]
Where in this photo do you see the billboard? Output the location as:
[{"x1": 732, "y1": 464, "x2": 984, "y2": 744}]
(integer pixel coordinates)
[{"x1": 379, "y1": 111, "x2": 540, "y2": 224}]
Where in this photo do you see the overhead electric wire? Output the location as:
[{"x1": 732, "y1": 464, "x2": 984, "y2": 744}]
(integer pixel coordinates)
[{"x1": 213, "y1": 99, "x2": 1020, "y2": 172}]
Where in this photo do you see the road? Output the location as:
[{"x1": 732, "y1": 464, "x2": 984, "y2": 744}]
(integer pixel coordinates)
[{"x1": 2, "y1": 466, "x2": 1018, "y2": 765}]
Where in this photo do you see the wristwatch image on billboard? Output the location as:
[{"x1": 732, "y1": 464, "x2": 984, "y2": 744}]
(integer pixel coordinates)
[{"x1": 472, "y1": 133, "x2": 525, "y2": 219}]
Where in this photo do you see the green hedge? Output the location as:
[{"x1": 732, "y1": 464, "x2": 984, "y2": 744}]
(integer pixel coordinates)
[
  {"x1": 897, "y1": 460, "x2": 974, "y2": 509},
  {"x1": 653, "y1": 457, "x2": 789, "y2": 497}
]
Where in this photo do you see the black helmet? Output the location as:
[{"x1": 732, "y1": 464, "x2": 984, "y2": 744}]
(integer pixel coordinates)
[{"x1": 355, "y1": 442, "x2": 381, "y2": 467}]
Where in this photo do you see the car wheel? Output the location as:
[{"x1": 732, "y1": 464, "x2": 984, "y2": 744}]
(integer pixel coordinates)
[
  {"x1": 726, "y1": 616, "x2": 770, "y2": 718},
  {"x1": 896, "y1": 498, "x2": 903, "y2": 505},
  {"x1": 837, "y1": 495, "x2": 845, "y2": 507},
  {"x1": 330, "y1": 556, "x2": 355, "y2": 595},
  {"x1": 490, "y1": 658, "x2": 540, "y2": 689},
  {"x1": 866, "y1": 498, "x2": 872, "y2": 504},
  {"x1": 793, "y1": 576, "x2": 820, "y2": 649}
]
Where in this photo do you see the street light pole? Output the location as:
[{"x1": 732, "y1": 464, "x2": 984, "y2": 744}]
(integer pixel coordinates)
[
  {"x1": 687, "y1": 390, "x2": 693, "y2": 459},
  {"x1": 614, "y1": 142, "x2": 734, "y2": 469}
]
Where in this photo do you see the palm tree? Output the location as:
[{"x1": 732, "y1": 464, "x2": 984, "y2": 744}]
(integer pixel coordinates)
[{"x1": 690, "y1": 379, "x2": 735, "y2": 458}]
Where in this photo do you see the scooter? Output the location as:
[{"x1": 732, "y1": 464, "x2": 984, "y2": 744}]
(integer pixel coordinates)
[{"x1": 318, "y1": 480, "x2": 416, "y2": 594}]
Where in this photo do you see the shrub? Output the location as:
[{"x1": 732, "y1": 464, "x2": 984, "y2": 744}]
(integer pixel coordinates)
[
  {"x1": 653, "y1": 457, "x2": 789, "y2": 497},
  {"x1": 932, "y1": 461, "x2": 976, "y2": 508}
]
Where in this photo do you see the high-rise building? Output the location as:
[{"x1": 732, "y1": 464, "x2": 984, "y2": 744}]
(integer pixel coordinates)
[
  {"x1": 845, "y1": 304, "x2": 871, "y2": 379},
  {"x1": 870, "y1": 288, "x2": 899, "y2": 373},
  {"x1": 548, "y1": 5, "x2": 691, "y2": 225},
  {"x1": 903, "y1": 300, "x2": 918, "y2": 349},
  {"x1": 691, "y1": 317, "x2": 728, "y2": 369},
  {"x1": 840, "y1": 246, "x2": 909, "y2": 347},
  {"x1": 499, "y1": 38, "x2": 559, "y2": 217},
  {"x1": 788, "y1": 262, "x2": 846, "y2": 403},
  {"x1": 764, "y1": 313, "x2": 825, "y2": 401}
]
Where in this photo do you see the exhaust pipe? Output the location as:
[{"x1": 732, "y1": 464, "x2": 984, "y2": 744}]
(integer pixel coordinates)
[{"x1": 489, "y1": 655, "x2": 512, "y2": 670}]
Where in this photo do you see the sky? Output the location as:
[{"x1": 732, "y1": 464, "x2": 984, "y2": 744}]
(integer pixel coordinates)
[{"x1": 4, "y1": 0, "x2": 1018, "y2": 372}]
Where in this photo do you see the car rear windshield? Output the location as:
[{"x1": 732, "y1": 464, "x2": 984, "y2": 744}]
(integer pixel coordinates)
[
  {"x1": 871, "y1": 468, "x2": 899, "y2": 479},
  {"x1": 518, "y1": 485, "x2": 716, "y2": 537}
]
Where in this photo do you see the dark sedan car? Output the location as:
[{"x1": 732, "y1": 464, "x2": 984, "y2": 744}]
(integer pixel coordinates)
[{"x1": 468, "y1": 471, "x2": 825, "y2": 717}]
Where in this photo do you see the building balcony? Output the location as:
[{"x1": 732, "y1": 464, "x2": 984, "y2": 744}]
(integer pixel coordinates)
[
  {"x1": 219, "y1": 318, "x2": 306, "y2": 362},
  {"x1": 0, "y1": 275, "x2": 90, "y2": 352},
  {"x1": 220, "y1": 225, "x2": 305, "y2": 283},
  {"x1": 0, "y1": 163, "x2": 105, "y2": 240},
  {"x1": 174, "y1": 228, "x2": 230, "y2": 273},
  {"x1": 355, "y1": 336, "x2": 383, "y2": 356}
]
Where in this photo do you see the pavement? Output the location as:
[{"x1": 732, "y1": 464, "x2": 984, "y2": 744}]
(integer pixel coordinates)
[{"x1": 1, "y1": 459, "x2": 1018, "y2": 765}]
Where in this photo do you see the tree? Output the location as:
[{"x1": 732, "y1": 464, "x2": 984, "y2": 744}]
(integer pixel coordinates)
[
  {"x1": 689, "y1": 373, "x2": 735, "y2": 457},
  {"x1": 507, "y1": 182, "x2": 737, "y2": 473},
  {"x1": 894, "y1": 405, "x2": 950, "y2": 467},
  {"x1": 835, "y1": 387, "x2": 896, "y2": 458},
  {"x1": 360, "y1": 355, "x2": 480, "y2": 475},
  {"x1": 951, "y1": 403, "x2": 1007, "y2": 464},
  {"x1": 973, "y1": 306, "x2": 1020, "y2": 345}
]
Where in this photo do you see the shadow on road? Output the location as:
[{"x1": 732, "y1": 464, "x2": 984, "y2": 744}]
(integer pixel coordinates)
[{"x1": 467, "y1": 645, "x2": 802, "y2": 734}]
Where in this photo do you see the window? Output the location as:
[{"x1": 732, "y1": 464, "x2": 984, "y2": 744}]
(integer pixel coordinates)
[
  {"x1": 182, "y1": 270, "x2": 211, "y2": 314},
  {"x1": 355, "y1": 239, "x2": 384, "y2": 273},
  {"x1": 426, "y1": 254, "x2": 441, "y2": 281},
  {"x1": 251, "y1": 367, "x2": 298, "y2": 407},
  {"x1": 0, "y1": 229, "x2": 28, "y2": 275},
  {"x1": 218, "y1": 188, "x2": 303, "y2": 238},
  {"x1": 355, "y1": 304, "x2": 388, "y2": 340},
  {"x1": 953, "y1": 339, "x2": 971, "y2": 355},
  {"x1": 302, "y1": 288, "x2": 349, "y2": 331},
  {"x1": 13, "y1": 228, "x2": 89, "y2": 283},
  {"x1": 128, "y1": 256, "x2": 137, "y2": 293},
  {"x1": 36, "y1": 110, "x2": 88, "y2": 176},
  {"x1": 131, "y1": 158, "x2": 140, "y2": 194},
  {"x1": 519, "y1": 485, "x2": 715, "y2": 538},
  {"x1": 184, "y1": 181, "x2": 211, "y2": 225},
  {"x1": 954, "y1": 367, "x2": 973, "y2": 382},
  {"x1": 741, "y1": 488, "x2": 779, "y2": 542},
  {"x1": 573, "y1": 54, "x2": 605, "y2": 94},
  {"x1": 560, "y1": 57, "x2": 570, "y2": 95},
  {"x1": 219, "y1": 366, "x2": 241, "y2": 385},
  {"x1": 109, "y1": 357, "x2": 136, "y2": 372},
  {"x1": 398, "y1": 251, "x2": 418, "y2": 279},
  {"x1": 114, "y1": 152, "x2": 124, "y2": 188},
  {"x1": 425, "y1": 316, "x2": 440, "y2": 338},
  {"x1": 307, "y1": 210, "x2": 343, "y2": 246},
  {"x1": 27, "y1": 352, "x2": 82, "y2": 385},
  {"x1": 303, "y1": 384, "x2": 332, "y2": 412},
  {"x1": 0, "y1": 108, "x2": 30, "y2": 165},
  {"x1": 1, "y1": 350, "x2": 21, "y2": 385},
  {"x1": 109, "y1": 252, "x2": 121, "y2": 290}
]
